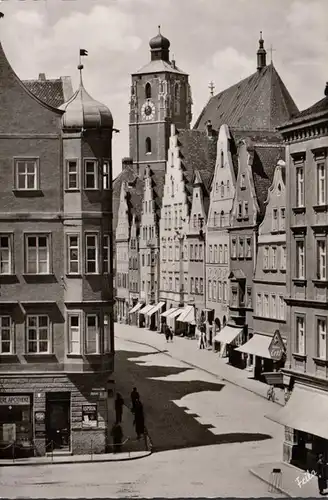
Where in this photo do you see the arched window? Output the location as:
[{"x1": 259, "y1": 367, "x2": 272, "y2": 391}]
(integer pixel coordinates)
[
  {"x1": 145, "y1": 82, "x2": 151, "y2": 99},
  {"x1": 193, "y1": 214, "x2": 197, "y2": 228},
  {"x1": 145, "y1": 137, "x2": 152, "y2": 154},
  {"x1": 220, "y1": 181, "x2": 224, "y2": 198}
]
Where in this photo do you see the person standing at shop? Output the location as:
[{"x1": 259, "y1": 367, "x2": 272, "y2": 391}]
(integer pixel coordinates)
[{"x1": 317, "y1": 454, "x2": 327, "y2": 495}]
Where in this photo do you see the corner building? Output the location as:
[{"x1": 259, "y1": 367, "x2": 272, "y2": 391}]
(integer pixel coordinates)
[{"x1": 0, "y1": 42, "x2": 114, "y2": 457}]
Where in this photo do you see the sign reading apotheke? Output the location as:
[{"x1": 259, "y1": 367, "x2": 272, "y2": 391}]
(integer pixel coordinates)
[{"x1": 0, "y1": 395, "x2": 30, "y2": 406}]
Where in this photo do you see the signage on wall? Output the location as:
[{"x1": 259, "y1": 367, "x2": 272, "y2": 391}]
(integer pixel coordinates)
[
  {"x1": 269, "y1": 330, "x2": 286, "y2": 361},
  {"x1": 0, "y1": 395, "x2": 30, "y2": 406},
  {"x1": 82, "y1": 404, "x2": 98, "y2": 428},
  {"x1": 34, "y1": 411, "x2": 46, "y2": 438}
]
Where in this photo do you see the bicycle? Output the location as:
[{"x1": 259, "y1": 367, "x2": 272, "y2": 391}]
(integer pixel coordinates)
[{"x1": 267, "y1": 385, "x2": 276, "y2": 402}]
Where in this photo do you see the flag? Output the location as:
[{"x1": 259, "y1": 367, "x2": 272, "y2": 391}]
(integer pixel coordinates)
[{"x1": 80, "y1": 49, "x2": 88, "y2": 56}]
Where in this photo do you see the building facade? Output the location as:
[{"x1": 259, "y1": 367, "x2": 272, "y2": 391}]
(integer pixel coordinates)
[
  {"x1": 268, "y1": 84, "x2": 328, "y2": 471},
  {"x1": 129, "y1": 215, "x2": 140, "y2": 310},
  {"x1": 115, "y1": 181, "x2": 130, "y2": 322},
  {"x1": 0, "y1": 43, "x2": 115, "y2": 457}
]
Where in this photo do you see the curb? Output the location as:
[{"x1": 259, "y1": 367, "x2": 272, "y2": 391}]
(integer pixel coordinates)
[
  {"x1": 0, "y1": 450, "x2": 152, "y2": 467},
  {"x1": 249, "y1": 468, "x2": 292, "y2": 497},
  {"x1": 117, "y1": 334, "x2": 284, "y2": 407}
]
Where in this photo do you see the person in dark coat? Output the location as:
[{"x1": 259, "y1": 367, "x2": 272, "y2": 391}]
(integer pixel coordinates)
[
  {"x1": 133, "y1": 399, "x2": 145, "y2": 439},
  {"x1": 317, "y1": 454, "x2": 327, "y2": 494},
  {"x1": 130, "y1": 387, "x2": 140, "y2": 412},
  {"x1": 111, "y1": 423, "x2": 123, "y2": 453},
  {"x1": 165, "y1": 324, "x2": 170, "y2": 342},
  {"x1": 115, "y1": 393, "x2": 124, "y2": 423},
  {"x1": 169, "y1": 327, "x2": 173, "y2": 342}
]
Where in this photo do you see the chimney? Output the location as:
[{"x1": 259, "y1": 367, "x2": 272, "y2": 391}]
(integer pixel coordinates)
[
  {"x1": 171, "y1": 54, "x2": 176, "y2": 69},
  {"x1": 325, "y1": 82, "x2": 328, "y2": 97},
  {"x1": 38, "y1": 73, "x2": 46, "y2": 81},
  {"x1": 122, "y1": 157, "x2": 133, "y2": 170},
  {"x1": 257, "y1": 32, "x2": 267, "y2": 71}
]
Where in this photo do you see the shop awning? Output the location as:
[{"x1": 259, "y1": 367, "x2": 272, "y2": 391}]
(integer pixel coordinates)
[
  {"x1": 138, "y1": 304, "x2": 155, "y2": 315},
  {"x1": 129, "y1": 302, "x2": 143, "y2": 315},
  {"x1": 178, "y1": 306, "x2": 195, "y2": 324},
  {"x1": 177, "y1": 305, "x2": 194, "y2": 322},
  {"x1": 266, "y1": 385, "x2": 328, "y2": 440},
  {"x1": 161, "y1": 308, "x2": 178, "y2": 318},
  {"x1": 235, "y1": 334, "x2": 272, "y2": 360},
  {"x1": 213, "y1": 325, "x2": 242, "y2": 344},
  {"x1": 146, "y1": 302, "x2": 165, "y2": 316},
  {"x1": 167, "y1": 308, "x2": 184, "y2": 319}
]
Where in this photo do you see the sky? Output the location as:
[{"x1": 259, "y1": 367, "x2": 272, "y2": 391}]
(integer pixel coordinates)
[{"x1": 0, "y1": 0, "x2": 327, "y2": 177}]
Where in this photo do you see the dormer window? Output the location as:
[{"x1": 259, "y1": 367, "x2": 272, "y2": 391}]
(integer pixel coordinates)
[
  {"x1": 240, "y1": 174, "x2": 246, "y2": 189},
  {"x1": 145, "y1": 82, "x2": 151, "y2": 99},
  {"x1": 145, "y1": 137, "x2": 152, "y2": 154}
]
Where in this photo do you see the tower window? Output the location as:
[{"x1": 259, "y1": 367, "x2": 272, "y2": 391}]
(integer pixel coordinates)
[
  {"x1": 145, "y1": 82, "x2": 151, "y2": 99},
  {"x1": 145, "y1": 137, "x2": 152, "y2": 154}
]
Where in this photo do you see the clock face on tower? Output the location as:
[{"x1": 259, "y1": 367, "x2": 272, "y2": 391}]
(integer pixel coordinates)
[{"x1": 141, "y1": 101, "x2": 155, "y2": 121}]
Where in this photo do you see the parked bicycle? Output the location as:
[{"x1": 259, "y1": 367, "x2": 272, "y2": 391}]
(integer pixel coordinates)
[{"x1": 267, "y1": 385, "x2": 276, "y2": 402}]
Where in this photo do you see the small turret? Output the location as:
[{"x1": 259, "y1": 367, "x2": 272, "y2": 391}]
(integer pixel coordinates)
[{"x1": 257, "y1": 31, "x2": 267, "y2": 71}]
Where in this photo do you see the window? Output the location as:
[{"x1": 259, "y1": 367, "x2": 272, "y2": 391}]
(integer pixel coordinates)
[
  {"x1": 104, "y1": 314, "x2": 110, "y2": 353},
  {"x1": 271, "y1": 247, "x2": 277, "y2": 270},
  {"x1": 238, "y1": 238, "x2": 244, "y2": 258},
  {"x1": 26, "y1": 235, "x2": 50, "y2": 274},
  {"x1": 279, "y1": 296, "x2": 285, "y2": 320},
  {"x1": 213, "y1": 281, "x2": 217, "y2": 300},
  {"x1": 280, "y1": 208, "x2": 286, "y2": 231},
  {"x1": 85, "y1": 234, "x2": 99, "y2": 274},
  {"x1": 169, "y1": 246, "x2": 172, "y2": 260},
  {"x1": 296, "y1": 166, "x2": 304, "y2": 207},
  {"x1": 66, "y1": 160, "x2": 79, "y2": 190},
  {"x1": 208, "y1": 280, "x2": 212, "y2": 300},
  {"x1": 193, "y1": 214, "x2": 197, "y2": 228},
  {"x1": 296, "y1": 316, "x2": 305, "y2": 355},
  {"x1": 243, "y1": 202, "x2": 248, "y2": 217},
  {"x1": 227, "y1": 180, "x2": 230, "y2": 194},
  {"x1": 218, "y1": 282, "x2": 222, "y2": 301},
  {"x1": 238, "y1": 202, "x2": 242, "y2": 218},
  {"x1": 145, "y1": 137, "x2": 152, "y2": 154},
  {"x1": 219, "y1": 245, "x2": 223, "y2": 264},
  {"x1": 247, "y1": 287, "x2": 252, "y2": 308},
  {"x1": 85, "y1": 160, "x2": 98, "y2": 189},
  {"x1": 200, "y1": 278, "x2": 204, "y2": 293},
  {"x1": 231, "y1": 288, "x2": 238, "y2": 306},
  {"x1": 220, "y1": 182, "x2": 224, "y2": 198},
  {"x1": 220, "y1": 211, "x2": 225, "y2": 227},
  {"x1": 240, "y1": 174, "x2": 245, "y2": 189},
  {"x1": 214, "y1": 245, "x2": 218, "y2": 263},
  {"x1": 68, "y1": 314, "x2": 81, "y2": 354},
  {"x1": 270, "y1": 294, "x2": 277, "y2": 319},
  {"x1": 190, "y1": 277, "x2": 194, "y2": 293},
  {"x1": 317, "y1": 240, "x2": 327, "y2": 280},
  {"x1": 256, "y1": 293, "x2": 262, "y2": 316},
  {"x1": 317, "y1": 162, "x2": 326, "y2": 206},
  {"x1": 213, "y1": 211, "x2": 217, "y2": 226},
  {"x1": 261, "y1": 294, "x2": 268, "y2": 317},
  {"x1": 85, "y1": 314, "x2": 100, "y2": 354},
  {"x1": 272, "y1": 209, "x2": 278, "y2": 232},
  {"x1": 296, "y1": 240, "x2": 305, "y2": 279},
  {"x1": 175, "y1": 277, "x2": 179, "y2": 292},
  {"x1": 15, "y1": 159, "x2": 38, "y2": 190},
  {"x1": 199, "y1": 244, "x2": 203, "y2": 261},
  {"x1": 175, "y1": 245, "x2": 179, "y2": 261},
  {"x1": 103, "y1": 235, "x2": 110, "y2": 273},
  {"x1": 209, "y1": 245, "x2": 213, "y2": 263},
  {"x1": 317, "y1": 318, "x2": 327, "y2": 359},
  {"x1": 224, "y1": 244, "x2": 228, "y2": 263},
  {"x1": 195, "y1": 244, "x2": 198, "y2": 261},
  {"x1": 195, "y1": 278, "x2": 199, "y2": 294},
  {"x1": 231, "y1": 239, "x2": 237, "y2": 258},
  {"x1": 246, "y1": 238, "x2": 251, "y2": 258},
  {"x1": 280, "y1": 246, "x2": 286, "y2": 271},
  {"x1": 0, "y1": 316, "x2": 12, "y2": 354},
  {"x1": 190, "y1": 244, "x2": 194, "y2": 260},
  {"x1": 145, "y1": 82, "x2": 151, "y2": 99},
  {"x1": 263, "y1": 246, "x2": 269, "y2": 270},
  {"x1": 223, "y1": 282, "x2": 227, "y2": 302},
  {"x1": 67, "y1": 235, "x2": 80, "y2": 274},
  {"x1": 0, "y1": 235, "x2": 12, "y2": 275},
  {"x1": 26, "y1": 315, "x2": 50, "y2": 354},
  {"x1": 102, "y1": 161, "x2": 110, "y2": 190},
  {"x1": 220, "y1": 151, "x2": 224, "y2": 168}
]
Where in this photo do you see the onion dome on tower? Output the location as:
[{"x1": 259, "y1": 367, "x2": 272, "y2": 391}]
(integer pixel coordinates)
[
  {"x1": 149, "y1": 25, "x2": 170, "y2": 62},
  {"x1": 59, "y1": 56, "x2": 113, "y2": 131}
]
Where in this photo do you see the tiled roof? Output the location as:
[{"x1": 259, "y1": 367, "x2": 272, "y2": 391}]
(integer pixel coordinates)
[
  {"x1": 279, "y1": 95, "x2": 328, "y2": 128},
  {"x1": 134, "y1": 59, "x2": 187, "y2": 76},
  {"x1": 22, "y1": 76, "x2": 73, "y2": 108},
  {"x1": 194, "y1": 63, "x2": 298, "y2": 133}
]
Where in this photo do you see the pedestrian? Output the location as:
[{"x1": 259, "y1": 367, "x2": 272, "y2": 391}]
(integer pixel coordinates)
[
  {"x1": 133, "y1": 398, "x2": 145, "y2": 439},
  {"x1": 115, "y1": 392, "x2": 124, "y2": 423},
  {"x1": 131, "y1": 387, "x2": 140, "y2": 412},
  {"x1": 317, "y1": 454, "x2": 327, "y2": 495},
  {"x1": 111, "y1": 423, "x2": 123, "y2": 453},
  {"x1": 165, "y1": 324, "x2": 170, "y2": 343},
  {"x1": 199, "y1": 325, "x2": 206, "y2": 349},
  {"x1": 169, "y1": 327, "x2": 173, "y2": 342}
]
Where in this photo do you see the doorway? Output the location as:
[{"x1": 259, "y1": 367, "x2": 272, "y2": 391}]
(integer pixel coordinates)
[{"x1": 46, "y1": 392, "x2": 71, "y2": 451}]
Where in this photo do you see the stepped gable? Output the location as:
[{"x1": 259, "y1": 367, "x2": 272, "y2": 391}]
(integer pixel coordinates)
[
  {"x1": 193, "y1": 169, "x2": 213, "y2": 217},
  {"x1": 113, "y1": 165, "x2": 143, "y2": 233},
  {"x1": 23, "y1": 75, "x2": 73, "y2": 108},
  {"x1": 194, "y1": 63, "x2": 298, "y2": 133},
  {"x1": 150, "y1": 170, "x2": 166, "y2": 220}
]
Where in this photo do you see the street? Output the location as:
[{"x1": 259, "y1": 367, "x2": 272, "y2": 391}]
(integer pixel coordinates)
[{"x1": 0, "y1": 324, "x2": 284, "y2": 498}]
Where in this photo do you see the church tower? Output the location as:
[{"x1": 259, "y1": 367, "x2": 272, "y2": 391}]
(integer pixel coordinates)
[{"x1": 129, "y1": 27, "x2": 192, "y2": 178}]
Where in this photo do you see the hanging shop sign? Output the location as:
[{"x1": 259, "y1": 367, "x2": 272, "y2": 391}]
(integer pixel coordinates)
[
  {"x1": 269, "y1": 330, "x2": 286, "y2": 361},
  {"x1": 0, "y1": 395, "x2": 30, "y2": 406},
  {"x1": 82, "y1": 404, "x2": 98, "y2": 428}
]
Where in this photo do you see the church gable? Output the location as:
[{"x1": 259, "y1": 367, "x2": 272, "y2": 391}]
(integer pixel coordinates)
[{"x1": 259, "y1": 160, "x2": 286, "y2": 237}]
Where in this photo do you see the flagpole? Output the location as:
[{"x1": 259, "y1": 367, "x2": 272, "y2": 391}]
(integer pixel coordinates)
[{"x1": 78, "y1": 48, "x2": 83, "y2": 85}]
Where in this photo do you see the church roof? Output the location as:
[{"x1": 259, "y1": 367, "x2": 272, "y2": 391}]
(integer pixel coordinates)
[
  {"x1": 23, "y1": 75, "x2": 73, "y2": 108},
  {"x1": 134, "y1": 59, "x2": 187, "y2": 76},
  {"x1": 194, "y1": 63, "x2": 298, "y2": 133}
]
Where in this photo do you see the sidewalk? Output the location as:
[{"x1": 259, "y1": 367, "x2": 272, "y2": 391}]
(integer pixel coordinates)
[
  {"x1": 116, "y1": 323, "x2": 285, "y2": 407},
  {"x1": 0, "y1": 449, "x2": 151, "y2": 467},
  {"x1": 250, "y1": 461, "x2": 321, "y2": 497}
]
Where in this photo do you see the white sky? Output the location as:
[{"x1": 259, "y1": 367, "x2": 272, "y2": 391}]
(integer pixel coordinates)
[{"x1": 1, "y1": 0, "x2": 327, "y2": 177}]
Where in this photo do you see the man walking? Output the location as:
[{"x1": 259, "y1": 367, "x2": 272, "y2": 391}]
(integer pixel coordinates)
[
  {"x1": 317, "y1": 454, "x2": 327, "y2": 495},
  {"x1": 131, "y1": 387, "x2": 140, "y2": 412}
]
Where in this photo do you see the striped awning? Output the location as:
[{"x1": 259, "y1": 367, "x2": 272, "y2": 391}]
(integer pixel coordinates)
[
  {"x1": 161, "y1": 307, "x2": 178, "y2": 318},
  {"x1": 129, "y1": 302, "x2": 143, "y2": 315},
  {"x1": 138, "y1": 304, "x2": 155, "y2": 315},
  {"x1": 146, "y1": 302, "x2": 165, "y2": 316},
  {"x1": 167, "y1": 308, "x2": 184, "y2": 319},
  {"x1": 177, "y1": 305, "x2": 194, "y2": 322}
]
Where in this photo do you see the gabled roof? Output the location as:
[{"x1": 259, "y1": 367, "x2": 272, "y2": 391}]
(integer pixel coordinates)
[
  {"x1": 194, "y1": 63, "x2": 298, "y2": 133},
  {"x1": 133, "y1": 58, "x2": 187, "y2": 76},
  {"x1": 23, "y1": 75, "x2": 73, "y2": 108},
  {"x1": 279, "y1": 95, "x2": 328, "y2": 129}
]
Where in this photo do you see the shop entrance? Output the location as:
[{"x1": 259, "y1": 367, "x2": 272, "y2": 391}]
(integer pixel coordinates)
[{"x1": 46, "y1": 392, "x2": 71, "y2": 451}]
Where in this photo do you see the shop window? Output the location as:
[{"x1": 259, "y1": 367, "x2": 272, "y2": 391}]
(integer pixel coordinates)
[
  {"x1": 67, "y1": 234, "x2": 80, "y2": 275},
  {"x1": 66, "y1": 159, "x2": 79, "y2": 190},
  {"x1": 84, "y1": 160, "x2": 98, "y2": 190},
  {"x1": 85, "y1": 314, "x2": 100, "y2": 354},
  {"x1": 85, "y1": 233, "x2": 99, "y2": 274},
  {"x1": 0, "y1": 316, "x2": 13, "y2": 354},
  {"x1": 26, "y1": 315, "x2": 50, "y2": 354},
  {"x1": 67, "y1": 314, "x2": 81, "y2": 355},
  {"x1": 25, "y1": 234, "x2": 50, "y2": 274},
  {"x1": 0, "y1": 234, "x2": 13, "y2": 275}
]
